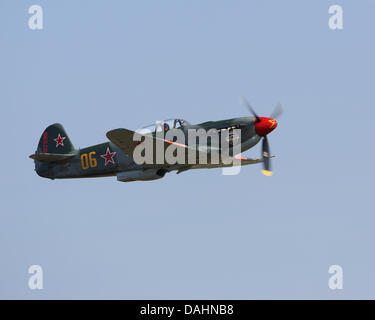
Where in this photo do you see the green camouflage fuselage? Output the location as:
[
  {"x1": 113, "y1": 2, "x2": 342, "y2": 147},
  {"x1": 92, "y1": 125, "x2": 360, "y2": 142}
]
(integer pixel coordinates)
[{"x1": 32, "y1": 116, "x2": 261, "y2": 181}]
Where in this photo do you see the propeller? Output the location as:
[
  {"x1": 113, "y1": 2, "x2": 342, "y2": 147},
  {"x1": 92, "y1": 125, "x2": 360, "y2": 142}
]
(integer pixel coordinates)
[
  {"x1": 270, "y1": 102, "x2": 284, "y2": 120},
  {"x1": 240, "y1": 96, "x2": 261, "y2": 122},
  {"x1": 240, "y1": 96, "x2": 284, "y2": 177},
  {"x1": 261, "y1": 135, "x2": 272, "y2": 176}
]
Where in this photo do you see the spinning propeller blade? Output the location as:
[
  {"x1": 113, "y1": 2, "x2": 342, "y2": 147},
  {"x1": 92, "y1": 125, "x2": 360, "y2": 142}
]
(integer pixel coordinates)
[
  {"x1": 240, "y1": 96, "x2": 283, "y2": 177},
  {"x1": 261, "y1": 136, "x2": 272, "y2": 176},
  {"x1": 270, "y1": 102, "x2": 284, "y2": 120},
  {"x1": 240, "y1": 96, "x2": 261, "y2": 122}
]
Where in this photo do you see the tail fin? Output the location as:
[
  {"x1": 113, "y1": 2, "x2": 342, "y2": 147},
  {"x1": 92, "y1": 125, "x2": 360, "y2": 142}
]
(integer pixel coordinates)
[{"x1": 30, "y1": 123, "x2": 76, "y2": 162}]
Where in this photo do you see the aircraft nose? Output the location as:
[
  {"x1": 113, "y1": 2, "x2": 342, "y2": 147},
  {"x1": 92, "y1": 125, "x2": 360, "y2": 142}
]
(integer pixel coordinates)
[{"x1": 255, "y1": 117, "x2": 277, "y2": 136}]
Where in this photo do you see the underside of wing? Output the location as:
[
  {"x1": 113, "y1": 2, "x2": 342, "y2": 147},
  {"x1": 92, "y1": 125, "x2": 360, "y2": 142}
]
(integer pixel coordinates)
[{"x1": 175, "y1": 156, "x2": 263, "y2": 173}]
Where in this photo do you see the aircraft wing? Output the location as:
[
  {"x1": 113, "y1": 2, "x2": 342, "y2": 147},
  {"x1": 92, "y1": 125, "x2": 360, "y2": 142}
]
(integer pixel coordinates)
[
  {"x1": 181, "y1": 156, "x2": 263, "y2": 172},
  {"x1": 106, "y1": 128, "x2": 262, "y2": 171},
  {"x1": 106, "y1": 128, "x2": 193, "y2": 165},
  {"x1": 106, "y1": 128, "x2": 143, "y2": 158}
]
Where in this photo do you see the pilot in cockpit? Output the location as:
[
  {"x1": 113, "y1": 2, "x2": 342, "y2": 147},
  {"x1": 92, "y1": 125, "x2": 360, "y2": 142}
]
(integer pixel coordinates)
[{"x1": 163, "y1": 123, "x2": 170, "y2": 132}]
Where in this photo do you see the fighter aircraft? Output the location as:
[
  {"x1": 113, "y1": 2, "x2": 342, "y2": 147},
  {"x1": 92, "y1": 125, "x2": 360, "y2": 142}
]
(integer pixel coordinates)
[{"x1": 29, "y1": 98, "x2": 283, "y2": 182}]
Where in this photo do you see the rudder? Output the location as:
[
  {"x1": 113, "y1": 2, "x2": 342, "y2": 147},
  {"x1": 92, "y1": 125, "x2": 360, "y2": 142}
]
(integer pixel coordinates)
[
  {"x1": 36, "y1": 123, "x2": 75, "y2": 155},
  {"x1": 30, "y1": 123, "x2": 76, "y2": 178}
]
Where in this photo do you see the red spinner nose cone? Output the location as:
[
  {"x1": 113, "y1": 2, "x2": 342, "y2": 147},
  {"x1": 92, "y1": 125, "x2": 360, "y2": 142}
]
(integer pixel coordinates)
[{"x1": 255, "y1": 117, "x2": 277, "y2": 136}]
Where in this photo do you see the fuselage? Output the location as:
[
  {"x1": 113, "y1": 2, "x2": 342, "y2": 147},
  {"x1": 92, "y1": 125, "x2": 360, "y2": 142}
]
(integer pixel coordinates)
[{"x1": 35, "y1": 116, "x2": 262, "y2": 180}]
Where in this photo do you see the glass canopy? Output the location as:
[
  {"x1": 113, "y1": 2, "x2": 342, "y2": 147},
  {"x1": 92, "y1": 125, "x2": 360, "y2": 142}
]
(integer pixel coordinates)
[{"x1": 138, "y1": 118, "x2": 190, "y2": 134}]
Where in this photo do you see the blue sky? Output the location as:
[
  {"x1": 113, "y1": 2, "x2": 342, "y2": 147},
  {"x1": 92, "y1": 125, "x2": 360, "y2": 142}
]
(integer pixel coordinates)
[{"x1": 0, "y1": 0, "x2": 374, "y2": 299}]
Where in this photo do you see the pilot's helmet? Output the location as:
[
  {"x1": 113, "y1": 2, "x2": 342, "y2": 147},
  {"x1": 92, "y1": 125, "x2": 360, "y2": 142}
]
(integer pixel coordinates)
[{"x1": 164, "y1": 123, "x2": 170, "y2": 131}]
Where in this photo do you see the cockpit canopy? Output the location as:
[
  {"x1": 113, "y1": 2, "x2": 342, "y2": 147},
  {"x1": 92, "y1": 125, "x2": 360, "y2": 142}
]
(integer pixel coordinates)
[{"x1": 138, "y1": 118, "x2": 190, "y2": 134}]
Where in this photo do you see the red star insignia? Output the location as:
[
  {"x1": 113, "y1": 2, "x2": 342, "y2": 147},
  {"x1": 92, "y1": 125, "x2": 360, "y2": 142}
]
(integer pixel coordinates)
[
  {"x1": 100, "y1": 147, "x2": 116, "y2": 166},
  {"x1": 53, "y1": 133, "x2": 66, "y2": 147}
]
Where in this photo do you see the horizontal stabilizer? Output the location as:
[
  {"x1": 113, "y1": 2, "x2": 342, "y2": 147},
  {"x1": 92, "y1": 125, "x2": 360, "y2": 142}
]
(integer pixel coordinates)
[{"x1": 29, "y1": 153, "x2": 76, "y2": 162}]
